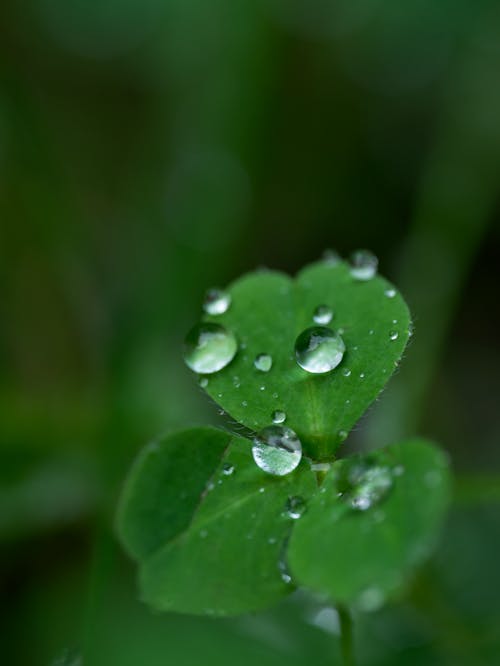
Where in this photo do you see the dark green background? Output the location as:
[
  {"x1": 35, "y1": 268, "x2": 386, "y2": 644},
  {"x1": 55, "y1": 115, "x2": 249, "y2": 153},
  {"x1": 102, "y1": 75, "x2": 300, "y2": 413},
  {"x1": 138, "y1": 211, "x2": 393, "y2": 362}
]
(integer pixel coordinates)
[{"x1": 1, "y1": 1, "x2": 499, "y2": 664}]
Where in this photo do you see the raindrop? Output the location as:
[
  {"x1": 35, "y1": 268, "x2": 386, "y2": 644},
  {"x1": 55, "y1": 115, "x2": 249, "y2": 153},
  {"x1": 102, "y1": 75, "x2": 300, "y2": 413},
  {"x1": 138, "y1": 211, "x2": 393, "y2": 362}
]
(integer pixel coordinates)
[
  {"x1": 295, "y1": 326, "x2": 345, "y2": 374},
  {"x1": 323, "y1": 248, "x2": 341, "y2": 265},
  {"x1": 336, "y1": 459, "x2": 393, "y2": 511},
  {"x1": 252, "y1": 425, "x2": 302, "y2": 476},
  {"x1": 384, "y1": 288, "x2": 396, "y2": 298},
  {"x1": 349, "y1": 249, "x2": 378, "y2": 281},
  {"x1": 342, "y1": 368, "x2": 351, "y2": 377},
  {"x1": 272, "y1": 409, "x2": 286, "y2": 424},
  {"x1": 254, "y1": 353, "x2": 273, "y2": 372},
  {"x1": 199, "y1": 377, "x2": 208, "y2": 388},
  {"x1": 184, "y1": 322, "x2": 237, "y2": 374},
  {"x1": 389, "y1": 331, "x2": 399, "y2": 341},
  {"x1": 202, "y1": 288, "x2": 231, "y2": 315},
  {"x1": 313, "y1": 305, "x2": 333, "y2": 325},
  {"x1": 222, "y1": 462, "x2": 235, "y2": 476},
  {"x1": 285, "y1": 495, "x2": 306, "y2": 519}
]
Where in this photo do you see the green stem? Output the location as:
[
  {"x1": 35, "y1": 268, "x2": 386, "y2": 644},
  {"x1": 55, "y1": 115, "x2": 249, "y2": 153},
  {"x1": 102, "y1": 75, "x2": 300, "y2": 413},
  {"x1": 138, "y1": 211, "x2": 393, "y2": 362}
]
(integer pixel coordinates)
[{"x1": 337, "y1": 604, "x2": 355, "y2": 666}]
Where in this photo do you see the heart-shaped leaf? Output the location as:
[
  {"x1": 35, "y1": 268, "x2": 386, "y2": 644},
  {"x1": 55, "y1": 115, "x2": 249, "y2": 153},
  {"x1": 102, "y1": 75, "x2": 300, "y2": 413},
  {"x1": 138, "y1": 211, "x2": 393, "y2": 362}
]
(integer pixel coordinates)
[
  {"x1": 287, "y1": 438, "x2": 451, "y2": 610},
  {"x1": 197, "y1": 259, "x2": 411, "y2": 459},
  {"x1": 117, "y1": 427, "x2": 317, "y2": 616}
]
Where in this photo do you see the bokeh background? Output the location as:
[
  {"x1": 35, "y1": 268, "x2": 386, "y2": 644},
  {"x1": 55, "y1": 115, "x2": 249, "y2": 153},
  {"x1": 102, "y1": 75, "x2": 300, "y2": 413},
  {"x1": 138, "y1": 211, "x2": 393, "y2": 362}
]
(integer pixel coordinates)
[{"x1": 1, "y1": 1, "x2": 500, "y2": 664}]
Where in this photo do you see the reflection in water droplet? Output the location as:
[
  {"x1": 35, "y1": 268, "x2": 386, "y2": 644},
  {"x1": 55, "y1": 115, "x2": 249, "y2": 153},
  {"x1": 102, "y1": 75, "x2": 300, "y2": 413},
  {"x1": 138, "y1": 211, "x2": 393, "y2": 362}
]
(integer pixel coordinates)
[
  {"x1": 285, "y1": 495, "x2": 306, "y2": 519},
  {"x1": 389, "y1": 331, "x2": 399, "y2": 341},
  {"x1": 199, "y1": 377, "x2": 209, "y2": 388},
  {"x1": 295, "y1": 326, "x2": 345, "y2": 374},
  {"x1": 202, "y1": 288, "x2": 231, "y2": 315},
  {"x1": 349, "y1": 249, "x2": 378, "y2": 281},
  {"x1": 336, "y1": 459, "x2": 394, "y2": 511},
  {"x1": 184, "y1": 322, "x2": 237, "y2": 374},
  {"x1": 384, "y1": 288, "x2": 396, "y2": 298},
  {"x1": 313, "y1": 305, "x2": 333, "y2": 325},
  {"x1": 272, "y1": 409, "x2": 286, "y2": 424},
  {"x1": 252, "y1": 425, "x2": 302, "y2": 476},
  {"x1": 254, "y1": 353, "x2": 273, "y2": 372},
  {"x1": 222, "y1": 462, "x2": 235, "y2": 476}
]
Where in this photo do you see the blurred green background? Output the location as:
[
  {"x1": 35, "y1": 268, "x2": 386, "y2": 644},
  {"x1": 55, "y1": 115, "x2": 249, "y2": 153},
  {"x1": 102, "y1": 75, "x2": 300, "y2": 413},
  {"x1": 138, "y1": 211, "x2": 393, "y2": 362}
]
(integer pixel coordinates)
[{"x1": 1, "y1": 0, "x2": 499, "y2": 664}]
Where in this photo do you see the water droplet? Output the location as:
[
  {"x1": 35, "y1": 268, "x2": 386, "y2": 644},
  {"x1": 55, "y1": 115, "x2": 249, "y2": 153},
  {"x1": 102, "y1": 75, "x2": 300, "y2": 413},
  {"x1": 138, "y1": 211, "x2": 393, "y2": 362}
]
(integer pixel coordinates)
[
  {"x1": 323, "y1": 248, "x2": 341, "y2": 265},
  {"x1": 259, "y1": 486, "x2": 265, "y2": 493},
  {"x1": 356, "y1": 587, "x2": 385, "y2": 612},
  {"x1": 268, "y1": 536, "x2": 277, "y2": 544},
  {"x1": 313, "y1": 305, "x2": 333, "y2": 325},
  {"x1": 199, "y1": 529, "x2": 208, "y2": 538},
  {"x1": 359, "y1": 372, "x2": 365, "y2": 379},
  {"x1": 202, "y1": 288, "x2": 231, "y2": 315},
  {"x1": 232, "y1": 375, "x2": 240, "y2": 388},
  {"x1": 389, "y1": 331, "x2": 399, "y2": 341},
  {"x1": 260, "y1": 385, "x2": 266, "y2": 391},
  {"x1": 294, "y1": 326, "x2": 345, "y2": 374},
  {"x1": 342, "y1": 368, "x2": 351, "y2": 377},
  {"x1": 252, "y1": 425, "x2": 302, "y2": 476},
  {"x1": 285, "y1": 495, "x2": 306, "y2": 519},
  {"x1": 242, "y1": 400, "x2": 248, "y2": 407},
  {"x1": 393, "y1": 465, "x2": 404, "y2": 477},
  {"x1": 183, "y1": 323, "x2": 237, "y2": 374},
  {"x1": 272, "y1": 409, "x2": 286, "y2": 424},
  {"x1": 392, "y1": 319, "x2": 398, "y2": 324},
  {"x1": 384, "y1": 288, "x2": 396, "y2": 298},
  {"x1": 254, "y1": 353, "x2": 273, "y2": 372},
  {"x1": 349, "y1": 249, "x2": 378, "y2": 281},
  {"x1": 308, "y1": 607, "x2": 340, "y2": 635},
  {"x1": 272, "y1": 392, "x2": 279, "y2": 399},
  {"x1": 218, "y1": 408, "x2": 225, "y2": 416},
  {"x1": 199, "y1": 377, "x2": 209, "y2": 388},
  {"x1": 278, "y1": 558, "x2": 292, "y2": 584},
  {"x1": 368, "y1": 329, "x2": 374, "y2": 335},
  {"x1": 338, "y1": 430, "x2": 348, "y2": 442},
  {"x1": 222, "y1": 462, "x2": 235, "y2": 476},
  {"x1": 336, "y1": 459, "x2": 393, "y2": 511}
]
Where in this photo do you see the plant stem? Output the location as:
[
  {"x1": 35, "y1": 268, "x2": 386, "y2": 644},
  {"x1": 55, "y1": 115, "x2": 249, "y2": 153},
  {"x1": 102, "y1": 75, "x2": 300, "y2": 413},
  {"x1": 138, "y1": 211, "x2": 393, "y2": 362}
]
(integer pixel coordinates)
[{"x1": 337, "y1": 604, "x2": 356, "y2": 666}]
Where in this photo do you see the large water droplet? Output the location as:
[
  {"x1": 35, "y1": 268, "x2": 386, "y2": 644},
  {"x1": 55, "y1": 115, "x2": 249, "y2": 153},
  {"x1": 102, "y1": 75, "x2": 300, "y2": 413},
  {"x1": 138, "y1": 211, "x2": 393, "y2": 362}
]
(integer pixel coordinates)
[
  {"x1": 202, "y1": 288, "x2": 231, "y2": 315},
  {"x1": 336, "y1": 459, "x2": 393, "y2": 511},
  {"x1": 252, "y1": 425, "x2": 302, "y2": 476},
  {"x1": 295, "y1": 326, "x2": 345, "y2": 374},
  {"x1": 285, "y1": 495, "x2": 306, "y2": 519},
  {"x1": 183, "y1": 322, "x2": 237, "y2": 374},
  {"x1": 349, "y1": 250, "x2": 378, "y2": 281},
  {"x1": 254, "y1": 353, "x2": 273, "y2": 372},
  {"x1": 313, "y1": 305, "x2": 333, "y2": 325},
  {"x1": 272, "y1": 409, "x2": 286, "y2": 424}
]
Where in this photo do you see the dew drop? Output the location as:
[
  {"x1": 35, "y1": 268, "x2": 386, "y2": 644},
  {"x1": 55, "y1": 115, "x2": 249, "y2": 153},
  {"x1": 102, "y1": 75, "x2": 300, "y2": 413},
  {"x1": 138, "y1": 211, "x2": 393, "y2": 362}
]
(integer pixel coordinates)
[
  {"x1": 202, "y1": 288, "x2": 231, "y2": 315},
  {"x1": 222, "y1": 462, "x2": 235, "y2": 476},
  {"x1": 272, "y1": 409, "x2": 286, "y2": 424},
  {"x1": 254, "y1": 353, "x2": 273, "y2": 372},
  {"x1": 323, "y1": 248, "x2": 341, "y2": 265},
  {"x1": 295, "y1": 326, "x2": 345, "y2": 374},
  {"x1": 285, "y1": 495, "x2": 306, "y2": 519},
  {"x1": 313, "y1": 305, "x2": 333, "y2": 325},
  {"x1": 252, "y1": 425, "x2": 302, "y2": 476},
  {"x1": 198, "y1": 377, "x2": 208, "y2": 388},
  {"x1": 183, "y1": 322, "x2": 237, "y2": 374},
  {"x1": 342, "y1": 368, "x2": 351, "y2": 377},
  {"x1": 389, "y1": 330, "x2": 399, "y2": 341},
  {"x1": 384, "y1": 288, "x2": 396, "y2": 298},
  {"x1": 336, "y1": 459, "x2": 393, "y2": 511},
  {"x1": 349, "y1": 249, "x2": 378, "y2": 281}
]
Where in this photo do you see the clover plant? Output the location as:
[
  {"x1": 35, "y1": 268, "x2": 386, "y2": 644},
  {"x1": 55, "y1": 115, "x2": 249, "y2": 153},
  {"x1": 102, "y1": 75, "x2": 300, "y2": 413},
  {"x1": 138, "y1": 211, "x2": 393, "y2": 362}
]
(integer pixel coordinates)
[{"x1": 116, "y1": 252, "x2": 451, "y2": 665}]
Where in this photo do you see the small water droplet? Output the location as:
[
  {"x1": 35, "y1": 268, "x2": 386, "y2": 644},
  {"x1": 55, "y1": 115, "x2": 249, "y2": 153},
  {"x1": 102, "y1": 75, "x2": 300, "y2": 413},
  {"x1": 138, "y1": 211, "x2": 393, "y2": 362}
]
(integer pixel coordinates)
[
  {"x1": 232, "y1": 375, "x2": 240, "y2": 388},
  {"x1": 342, "y1": 368, "x2": 351, "y2": 377},
  {"x1": 218, "y1": 408, "x2": 225, "y2": 416},
  {"x1": 295, "y1": 326, "x2": 345, "y2": 374},
  {"x1": 384, "y1": 288, "x2": 396, "y2": 298},
  {"x1": 260, "y1": 385, "x2": 266, "y2": 391},
  {"x1": 202, "y1": 288, "x2": 231, "y2": 315},
  {"x1": 199, "y1": 529, "x2": 208, "y2": 538},
  {"x1": 242, "y1": 400, "x2": 248, "y2": 407},
  {"x1": 356, "y1": 587, "x2": 385, "y2": 612},
  {"x1": 268, "y1": 536, "x2": 277, "y2": 544},
  {"x1": 252, "y1": 425, "x2": 302, "y2": 476},
  {"x1": 389, "y1": 331, "x2": 399, "y2": 341},
  {"x1": 336, "y1": 459, "x2": 393, "y2": 511},
  {"x1": 278, "y1": 558, "x2": 292, "y2": 584},
  {"x1": 393, "y1": 465, "x2": 404, "y2": 477},
  {"x1": 338, "y1": 430, "x2": 348, "y2": 442},
  {"x1": 323, "y1": 248, "x2": 341, "y2": 265},
  {"x1": 222, "y1": 462, "x2": 235, "y2": 476},
  {"x1": 285, "y1": 495, "x2": 306, "y2": 519},
  {"x1": 359, "y1": 372, "x2": 365, "y2": 379},
  {"x1": 272, "y1": 409, "x2": 286, "y2": 424},
  {"x1": 206, "y1": 482, "x2": 214, "y2": 492},
  {"x1": 369, "y1": 329, "x2": 374, "y2": 335},
  {"x1": 349, "y1": 249, "x2": 378, "y2": 281},
  {"x1": 199, "y1": 377, "x2": 209, "y2": 388},
  {"x1": 313, "y1": 305, "x2": 333, "y2": 325},
  {"x1": 392, "y1": 319, "x2": 398, "y2": 324},
  {"x1": 184, "y1": 322, "x2": 237, "y2": 374},
  {"x1": 259, "y1": 486, "x2": 265, "y2": 493},
  {"x1": 254, "y1": 353, "x2": 273, "y2": 372},
  {"x1": 272, "y1": 392, "x2": 279, "y2": 399}
]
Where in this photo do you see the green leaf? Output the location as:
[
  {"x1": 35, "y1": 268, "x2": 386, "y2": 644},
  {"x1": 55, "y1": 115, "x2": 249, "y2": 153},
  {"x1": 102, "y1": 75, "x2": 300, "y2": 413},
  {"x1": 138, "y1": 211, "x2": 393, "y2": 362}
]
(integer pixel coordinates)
[
  {"x1": 287, "y1": 438, "x2": 451, "y2": 610},
  {"x1": 200, "y1": 259, "x2": 411, "y2": 459},
  {"x1": 117, "y1": 427, "x2": 317, "y2": 616}
]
